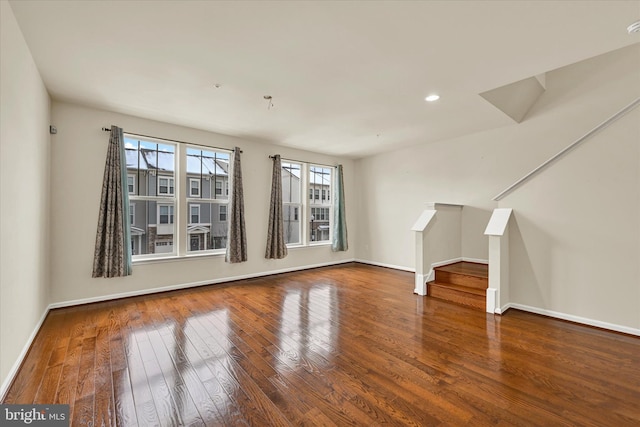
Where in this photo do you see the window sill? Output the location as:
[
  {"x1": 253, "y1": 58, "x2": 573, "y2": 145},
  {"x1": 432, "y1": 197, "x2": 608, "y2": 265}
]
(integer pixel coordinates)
[
  {"x1": 132, "y1": 251, "x2": 225, "y2": 265},
  {"x1": 286, "y1": 242, "x2": 332, "y2": 250}
]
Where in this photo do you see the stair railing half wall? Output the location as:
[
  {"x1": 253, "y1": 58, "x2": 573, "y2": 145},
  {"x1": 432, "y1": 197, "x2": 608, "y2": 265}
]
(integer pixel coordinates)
[
  {"x1": 484, "y1": 208, "x2": 513, "y2": 313},
  {"x1": 411, "y1": 203, "x2": 464, "y2": 295},
  {"x1": 493, "y1": 97, "x2": 640, "y2": 201}
]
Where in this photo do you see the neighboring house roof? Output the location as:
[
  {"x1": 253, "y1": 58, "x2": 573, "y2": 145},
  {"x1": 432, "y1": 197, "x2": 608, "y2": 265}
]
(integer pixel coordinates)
[
  {"x1": 187, "y1": 225, "x2": 210, "y2": 234},
  {"x1": 281, "y1": 164, "x2": 331, "y2": 186},
  {"x1": 186, "y1": 154, "x2": 228, "y2": 176},
  {"x1": 309, "y1": 171, "x2": 331, "y2": 186},
  {"x1": 130, "y1": 226, "x2": 145, "y2": 236},
  {"x1": 126, "y1": 148, "x2": 228, "y2": 176}
]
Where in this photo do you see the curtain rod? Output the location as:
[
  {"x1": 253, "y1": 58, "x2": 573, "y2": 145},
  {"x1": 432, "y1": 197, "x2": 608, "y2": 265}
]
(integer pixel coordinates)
[
  {"x1": 269, "y1": 155, "x2": 337, "y2": 169},
  {"x1": 101, "y1": 127, "x2": 242, "y2": 153}
]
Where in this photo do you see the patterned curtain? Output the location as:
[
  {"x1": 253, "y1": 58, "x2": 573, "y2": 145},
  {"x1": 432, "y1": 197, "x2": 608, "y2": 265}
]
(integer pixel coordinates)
[
  {"x1": 265, "y1": 155, "x2": 288, "y2": 259},
  {"x1": 332, "y1": 164, "x2": 348, "y2": 252},
  {"x1": 92, "y1": 125, "x2": 132, "y2": 278},
  {"x1": 226, "y1": 147, "x2": 248, "y2": 263}
]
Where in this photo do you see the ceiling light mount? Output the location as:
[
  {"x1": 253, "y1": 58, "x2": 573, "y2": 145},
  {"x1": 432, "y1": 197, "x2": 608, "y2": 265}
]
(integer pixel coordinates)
[
  {"x1": 628, "y1": 20, "x2": 640, "y2": 34},
  {"x1": 425, "y1": 94, "x2": 440, "y2": 102},
  {"x1": 263, "y1": 95, "x2": 274, "y2": 110}
]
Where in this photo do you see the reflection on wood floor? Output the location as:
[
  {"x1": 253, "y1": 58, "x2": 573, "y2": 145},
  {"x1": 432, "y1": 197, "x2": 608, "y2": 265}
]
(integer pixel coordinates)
[{"x1": 3, "y1": 263, "x2": 640, "y2": 425}]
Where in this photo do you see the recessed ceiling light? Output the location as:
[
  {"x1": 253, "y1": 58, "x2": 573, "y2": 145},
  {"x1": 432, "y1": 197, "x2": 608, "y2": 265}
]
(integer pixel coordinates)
[
  {"x1": 628, "y1": 20, "x2": 640, "y2": 34},
  {"x1": 425, "y1": 94, "x2": 440, "y2": 102}
]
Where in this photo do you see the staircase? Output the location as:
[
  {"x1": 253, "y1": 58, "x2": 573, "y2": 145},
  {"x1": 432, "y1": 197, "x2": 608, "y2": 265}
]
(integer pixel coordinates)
[{"x1": 427, "y1": 262, "x2": 488, "y2": 309}]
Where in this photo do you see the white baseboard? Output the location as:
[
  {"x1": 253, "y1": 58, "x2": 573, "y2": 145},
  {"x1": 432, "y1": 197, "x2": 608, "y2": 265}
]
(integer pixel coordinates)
[
  {"x1": 0, "y1": 307, "x2": 50, "y2": 401},
  {"x1": 462, "y1": 257, "x2": 488, "y2": 264},
  {"x1": 353, "y1": 259, "x2": 415, "y2": 273},
  {"x1": 431, "y1": 257, "x2": 463, "y2": 269},
  {"x1": 502, "y1": 303, "x2": 640, "y2": 337},
  {"x1": 50, "y1": 258, "x2": 357, "y2": 309}
]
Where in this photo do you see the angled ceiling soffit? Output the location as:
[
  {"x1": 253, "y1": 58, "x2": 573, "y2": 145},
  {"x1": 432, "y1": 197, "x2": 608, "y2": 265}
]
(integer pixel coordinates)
[{"x1": 480, "y1": 73, "x2": 546, "y2": 123}]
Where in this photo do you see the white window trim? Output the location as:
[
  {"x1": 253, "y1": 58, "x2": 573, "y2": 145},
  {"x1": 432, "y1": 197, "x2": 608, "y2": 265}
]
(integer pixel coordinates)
[
  {"x1": 127, "y1": 174, "x2": 137, "y2": 195},
  {"x1": 219, "y1": 204, "x2": 228, "y2": 222},
  {"x1": 124, "y1": 134, "x2": 238, "y2": 261},
  {"x1": 129, "y1": 203, "x2": 135, "y2": 225},
  {"x1": 190, "y1": 204, "x2": 200, "y2": 224},
  {"x1": 189, "y1": 178, "x2": 200, "y2": 197},
  {"x1": 157, "y1": 204, "x2": 175, "y2": 224},
  {"x1": 278, "y1": 161, "x2": 335, "y2": 247},
  {"x1": 308, "y1": 164, "x2": 334, "y2": 245},
  {"x1": 158, "y1": 176, "x2": 175, "y2": 196}
]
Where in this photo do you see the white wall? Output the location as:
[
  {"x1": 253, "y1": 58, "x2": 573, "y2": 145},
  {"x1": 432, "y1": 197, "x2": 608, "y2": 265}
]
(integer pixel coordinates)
[
  {"x1": 0, "y1": 1, "x2": 51, "y2": 387},
  {"x1": 501, "y1": 46, "x2": 640, "y2": 329},
  {"x1": 355, "y1": 44, "x2": 640, "y2": 330},
  {"x1": 49, "y1": 102, "x2": 355, "y2": 304}
]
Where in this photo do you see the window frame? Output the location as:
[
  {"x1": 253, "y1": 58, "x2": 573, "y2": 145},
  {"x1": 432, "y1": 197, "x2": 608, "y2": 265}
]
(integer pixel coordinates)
[
  {"x1": 125, "y1": 135, "x2": 178, "y2": 261},
  {"x1": 280, "y1": 161, "x2": 303, "y2": 246},
  {"x1": 280, "y1": 161, "x2": 334, "y2": 248},
  {"x1": 124, "y1": 137, "x2": 230, "y2": 260},
  {"x1": 189, "y1": 178, "x2": 200, "y2": 197},
  {"x1": 158, "y1": 175, "x2": 175, "y2": 196},
  {"x1": 185, "y1": 145, "x2": 231, "y2": 256},
  {"x1": 308, "y1": 164, "x2": 333, "y2": 245},
  {"x1": 190, "y1": 204, "x2": 200, "y2": 224},
  {"x1": 158, "y1": 204, "x2": 175, "y2": 225},
  {"x1": 127, "y1": 174, "x2": 136, "y2": 195}
]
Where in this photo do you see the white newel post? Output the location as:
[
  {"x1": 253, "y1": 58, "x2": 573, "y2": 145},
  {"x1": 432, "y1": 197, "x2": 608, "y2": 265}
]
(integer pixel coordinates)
[
  {"x1": 484, "y1": 208, "x2": 513, "y2": 314},
  {"x1": 411, "y1": 210, "x2": 436, "y2": 295}
]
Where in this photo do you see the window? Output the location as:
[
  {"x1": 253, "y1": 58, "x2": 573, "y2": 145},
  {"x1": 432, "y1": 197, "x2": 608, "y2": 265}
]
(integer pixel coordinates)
[
  {"x1": 123, "y1": 134, "x2": 232, "y2": 259},
  {"x1": 280, "y1": 162, "x2": 333, "y2": 246},
  {"x1": 189, "y1": 178, "x2": 200, "y2": 197},
  {"x1": 281, "y1": 161, "x2": 302, "y2": 245},
  {"x1": 311, "y1": 207, "x2": 330, "y2": 221},
  {"x1": 125, "y1": 137, "x2": 176, "y2": 257},
  {"x1": 186, "y1": 147, "x2": 230, "y2": 253},
  {"x1": 190, "y1": 204, "x2": 200, "y2": 224},
  {"x1": 309, "y1": 165, "x2": 333, "y2": 243},
  {"x1": 158, "y1": 205, "x2": 174, "y2": 224},
  {"x1": 158, "y1": 176, "x2": 175, "y2": 195},
  {"x1": 127, "y1": 174, "x2": 136, "y2": 194}
]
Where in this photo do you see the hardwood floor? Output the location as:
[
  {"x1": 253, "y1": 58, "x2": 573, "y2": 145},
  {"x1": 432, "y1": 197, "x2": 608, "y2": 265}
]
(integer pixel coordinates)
[{"x1": 3, "y1": 263, "x2": 640, "y2": 426}]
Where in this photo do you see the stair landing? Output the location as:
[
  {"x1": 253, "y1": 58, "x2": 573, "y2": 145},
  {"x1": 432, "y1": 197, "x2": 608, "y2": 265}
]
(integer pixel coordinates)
[{"x1": 427, "y1": 262, "x2": 488, "y2": 310}]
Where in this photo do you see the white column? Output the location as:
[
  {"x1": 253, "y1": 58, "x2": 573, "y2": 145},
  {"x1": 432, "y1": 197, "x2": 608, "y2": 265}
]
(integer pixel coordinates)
[
  {"x1": 411, "y1": 209, "x2": 437, "y2": 296},
  {"x1": 484, "y1": 208, "x2": 512, "y2": 314},
  {"x1": 414, "y1": 230, "x2": 427, "y2": 295}
]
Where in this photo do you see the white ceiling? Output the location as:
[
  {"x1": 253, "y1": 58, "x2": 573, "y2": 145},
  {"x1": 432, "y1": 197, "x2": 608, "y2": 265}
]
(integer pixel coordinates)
[{"x1": 9, "y1": 0, "x2": 640, "y2": 158}]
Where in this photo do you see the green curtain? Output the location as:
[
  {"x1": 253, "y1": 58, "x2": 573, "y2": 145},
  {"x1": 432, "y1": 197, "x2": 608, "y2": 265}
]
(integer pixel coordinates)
[
  {"x1": 92, "y1": 125, "x2": 132, "y2": 277},
  {"x1": 332, "y1": 164, "x2": 348, "y2": 252}
]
